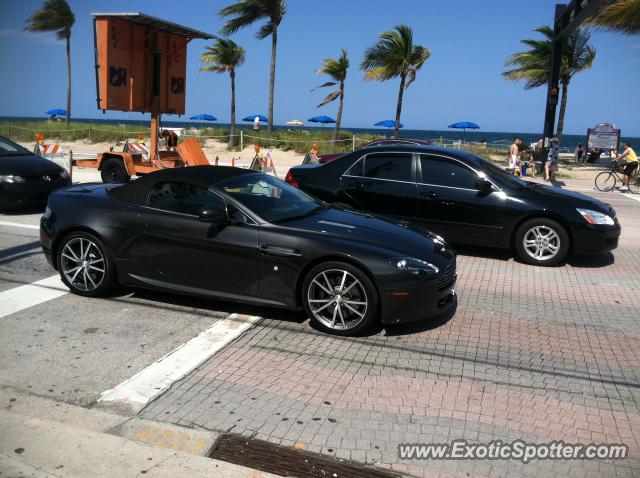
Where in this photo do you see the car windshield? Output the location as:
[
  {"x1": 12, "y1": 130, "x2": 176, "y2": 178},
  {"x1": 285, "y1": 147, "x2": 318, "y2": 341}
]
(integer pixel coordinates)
[
  {"x1": 0, "y1": 137, "x2": 31, "y2": 156},
  {"x1": 472, "y1": 155, "x2": 528, "y2": 189},
  {"x1": 214, "y1": 173, "x2": 324, "y2": 223}
]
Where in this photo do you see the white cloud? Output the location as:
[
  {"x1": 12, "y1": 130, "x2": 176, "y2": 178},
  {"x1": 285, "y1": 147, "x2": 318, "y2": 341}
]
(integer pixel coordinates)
[
  {"x1": 627, "y1": 57, "x2": 640, "y2": 63},
  {"x1": 0, "y1": 28, "x2": 62, "y2": 45}
]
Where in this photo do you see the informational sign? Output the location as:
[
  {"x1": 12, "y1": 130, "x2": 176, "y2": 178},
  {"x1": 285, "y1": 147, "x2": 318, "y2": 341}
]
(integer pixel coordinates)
[
  {"x1": 587, "y1": 123, "x2": 620, "y2": 150},
  {"x1": 95, "y1": 17, "x2": 187, "y2": 115}
]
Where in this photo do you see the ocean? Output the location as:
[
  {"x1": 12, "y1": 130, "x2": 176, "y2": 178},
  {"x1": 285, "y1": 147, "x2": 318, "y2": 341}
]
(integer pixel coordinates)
[{"x1": 2, "y1": 116, "x2": 637, "y2": 152}]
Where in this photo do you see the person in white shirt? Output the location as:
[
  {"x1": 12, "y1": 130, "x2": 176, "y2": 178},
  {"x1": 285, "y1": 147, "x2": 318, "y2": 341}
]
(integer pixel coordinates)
[{"x1": 508, "y1": 138, "x2": 520, "y2": 174}]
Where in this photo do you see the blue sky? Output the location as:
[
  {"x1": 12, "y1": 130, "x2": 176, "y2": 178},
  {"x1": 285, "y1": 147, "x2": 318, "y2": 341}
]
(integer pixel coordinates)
[{"x1": 0, "y1": 0, "x2": 638, "y2": 135}]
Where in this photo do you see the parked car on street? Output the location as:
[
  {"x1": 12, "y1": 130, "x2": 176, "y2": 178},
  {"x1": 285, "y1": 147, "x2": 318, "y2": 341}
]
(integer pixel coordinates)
[
  {"x1": 41, "y1": 166, "x2": 457, "y2": 335},
  {"x1": 286, "y1": 144, "x2": 621, "y2": 266},
  {"x1": 318, "y1": 138, "x2": 431, "y2": 164},
  {"x1": 0, "y1": 136, "x2": 71, "y2": 210}
]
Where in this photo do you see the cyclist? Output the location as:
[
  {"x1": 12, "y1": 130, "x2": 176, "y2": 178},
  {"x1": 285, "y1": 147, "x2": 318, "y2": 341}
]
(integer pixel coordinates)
[{"x1": 613, "y1": 142, "x2": 638, "y2": 192}]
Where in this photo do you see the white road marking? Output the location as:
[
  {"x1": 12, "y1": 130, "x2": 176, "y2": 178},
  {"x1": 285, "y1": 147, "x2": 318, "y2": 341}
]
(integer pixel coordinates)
[
  {"x1": 0, "y1": 275, "x2": 68, "y2": 319},
  {"x1": 621, "y1": 193, "x2": 640, "y2": 203},
  {"x1": 98, "y1": 314, "x2": 262, "y2": 411},
  {"x1": 0, "y1": 221, "x2": 39, "y2": 230}
]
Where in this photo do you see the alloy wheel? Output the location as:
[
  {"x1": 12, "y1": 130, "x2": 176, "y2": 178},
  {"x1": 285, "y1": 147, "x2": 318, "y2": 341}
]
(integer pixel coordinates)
[
  {"x1": 307, "y1": 269, "x2": 368, "y2": 331},
  {"x1": 60, "y1": 237, "x2": 106, "y2": 292},
  {"x1": 522, "y1": 226, "x2": 561, "y2": 262}
]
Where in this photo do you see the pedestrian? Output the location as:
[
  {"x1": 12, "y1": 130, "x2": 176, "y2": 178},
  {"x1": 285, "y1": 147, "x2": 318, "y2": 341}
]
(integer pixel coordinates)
[
  {"x1": 575, "y1": 143, "x2": 585, "y2": 163},
  {"x1": 545, "y1": 137, "x2": 559, "y2": 181},
  {"x1": 253, "y1": 116, "x2": 260, "y2": 131},
  {"x1": 613, "y1": 142, "x2": 638, "y2": 192},
  {"x1": 161, "y1": 129, "x2": 178, "y2": 151},
  {"x1": 508, "y1": 138, "x2": 519, "y2": 175}
]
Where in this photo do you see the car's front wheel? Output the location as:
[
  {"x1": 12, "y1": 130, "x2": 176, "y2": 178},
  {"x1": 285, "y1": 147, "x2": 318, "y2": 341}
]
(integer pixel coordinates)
[
  {"x1": 302, "y1": 261, "x2": 378, "y2": 335},
  {"x1": 56, "y1": 231, "x2": 116, "y2": 297},
  {"x1": 514, "y1": 218, "x2": 569, "y2": 266}
]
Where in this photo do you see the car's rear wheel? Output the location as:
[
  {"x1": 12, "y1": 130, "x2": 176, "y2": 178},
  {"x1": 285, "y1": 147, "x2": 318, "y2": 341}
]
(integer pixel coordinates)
[
  {"x1": 302, "y1": 261, "x2": 378, "y2": 336},
  {"x1": 101, "y1": 158, "x2": 130, "y2": 184},
  {"x1": 514, "y1": 218, "x2": 569, "y2": 266},
  {"x1": 57, "y1": 232, "x2": 116, "y2": 297},
  {"x1": 595, "y1": 171, "x2": 616, "y2": 192}
]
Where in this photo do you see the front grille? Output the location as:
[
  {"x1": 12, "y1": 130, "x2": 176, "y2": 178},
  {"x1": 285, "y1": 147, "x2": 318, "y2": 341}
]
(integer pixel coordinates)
[{"x1": 436, "y1": 259, "x2": 456, "y2": 291}]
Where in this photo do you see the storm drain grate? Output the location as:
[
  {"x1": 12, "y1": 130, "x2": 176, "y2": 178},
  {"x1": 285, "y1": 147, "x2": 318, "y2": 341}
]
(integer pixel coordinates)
[{"x1": 209, "y1": 434, "x2": 404, "y2": 478}]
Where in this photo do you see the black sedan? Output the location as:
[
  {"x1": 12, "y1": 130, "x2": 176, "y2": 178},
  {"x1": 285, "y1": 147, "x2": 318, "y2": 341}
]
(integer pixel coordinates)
[
  {"x1": 0, "y1": 136, "x2": 71, "y2": 210},
  {"x1": 286, "y1": 145, "x2": 621, "y2": 266},
  {"x1": 41, "y1": 166, "x2": 457, "y2": 335}
]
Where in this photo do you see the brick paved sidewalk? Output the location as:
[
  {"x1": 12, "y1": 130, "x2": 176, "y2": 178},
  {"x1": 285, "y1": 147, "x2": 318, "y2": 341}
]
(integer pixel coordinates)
[{"x1": 142, "y1": 182, "x2": 640, "y2": 478}]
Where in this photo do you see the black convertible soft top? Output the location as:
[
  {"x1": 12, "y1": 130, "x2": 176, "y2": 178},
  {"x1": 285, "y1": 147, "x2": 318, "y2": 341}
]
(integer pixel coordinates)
[{"x1": 108, "y1": 166, "x2": 256, "y2": 205}]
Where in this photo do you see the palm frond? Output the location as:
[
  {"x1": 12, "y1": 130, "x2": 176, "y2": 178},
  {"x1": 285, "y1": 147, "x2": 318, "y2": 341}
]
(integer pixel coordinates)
[
  {"x1": 200, "y1": 38, "x2": 245, "y2": 75},
  {"x1": 317, "y1": 90, "x2": 340, "y2": 107},
  {"x1": 25, "y1": 0, "x2": 75, "y2": 39},
  {"x1": 218, "y1": 0, "x2": 285, "y2": 39},
  {"x1": 311, "y1": 81, "x2": 338, "y2": 91},
  {"x1": 361, "y1": 24, "x2": 430, "y2": 85},
  {"x1": 590, "y1": 0, "x2": 640, "y2": 35}
]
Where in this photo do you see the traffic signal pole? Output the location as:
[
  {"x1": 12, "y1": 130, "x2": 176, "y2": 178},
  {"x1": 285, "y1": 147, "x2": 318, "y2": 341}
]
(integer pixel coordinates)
[{"x1": 541, "y1": 0, "x2": 606, "y2": 149}]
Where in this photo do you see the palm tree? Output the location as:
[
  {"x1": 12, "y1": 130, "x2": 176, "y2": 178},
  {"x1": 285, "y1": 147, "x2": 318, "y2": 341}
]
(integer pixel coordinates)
[
  {"x1": 313, "y1": 49, "x2": 349, "y2": 141},
  {"x1": 200, "y1": 39, "x2": 246, "y2": 148},
  {"x1": 361, "y1": 25, "x2": 430, "y2": 138},
  {"x1": 590, "y1": 0, "x2": 640, "y2": 35},
  {"x1": 219, "y1": 0, "x2": 286, "y2": 133},
  {"x1": 26, "y1": 0, "x2": 75, "y2": 124},
  {"x1": 503, "y1": 26, "x2": 595, "y2": 142}
]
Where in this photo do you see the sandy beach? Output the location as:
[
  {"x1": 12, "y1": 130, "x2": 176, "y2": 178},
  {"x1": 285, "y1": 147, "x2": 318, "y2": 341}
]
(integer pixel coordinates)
[{"x1": 18, "y1": 137, "x2": 306, "y2": 182}]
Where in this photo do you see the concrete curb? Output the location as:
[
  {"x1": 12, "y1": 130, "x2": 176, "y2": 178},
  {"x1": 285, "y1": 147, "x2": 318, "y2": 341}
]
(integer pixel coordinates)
[{"x1": 0, "y1": 387, "x2": 279, "y2": 477}]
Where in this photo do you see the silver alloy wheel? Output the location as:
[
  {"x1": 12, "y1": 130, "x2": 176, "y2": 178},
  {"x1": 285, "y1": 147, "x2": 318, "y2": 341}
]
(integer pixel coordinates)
[
  {"x1": 307, "y1": 269, "x2": 368, "y2": 331},
  {"x1": 60, "y1": 237, "x2": 105, "y2": 292},
  {"x1": 523, "y1": 225, "x2": 561, "y2": 261}
]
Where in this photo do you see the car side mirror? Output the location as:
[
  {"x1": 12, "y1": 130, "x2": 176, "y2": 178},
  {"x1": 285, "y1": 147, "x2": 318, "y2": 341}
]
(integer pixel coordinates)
[
  {"x1": 198, "y1": 208, "x2": 228, "y2": 223},
  {"x1": 476, "y1": 177, "x2": 493, "y2": 193}
]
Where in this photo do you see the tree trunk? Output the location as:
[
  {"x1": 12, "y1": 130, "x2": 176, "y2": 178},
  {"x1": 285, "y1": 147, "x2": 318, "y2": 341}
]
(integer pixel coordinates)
[
  {"x1": 66, "y1": 34, "x2": 71, "y2": 124},
  {"x1": 556, "y1": 79, "x2": 569, "y2": 143},
  {"x1": 394, "y1": 74, "x2": 406, "y2": 139},
  {"x1": 228, "y1": 70, "x2": 236, "y2": 149},
  {"x1": 267, "y1": 28, "x2": 277, "y2": 133},
  {"x1": 333, "y1": 80, "x2": 344, "y2": 142}
]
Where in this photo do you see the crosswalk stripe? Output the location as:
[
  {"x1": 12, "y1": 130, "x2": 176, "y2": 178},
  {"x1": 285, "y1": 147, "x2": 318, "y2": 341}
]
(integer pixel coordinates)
[
  {"x1": 98, "y1": 314, "x2": 262, "y2": 413},
  {"x1": 0, "y1": 275, "x2": 68, "y2": 319},
  {"x1": 0, "y1": 221, "x2": 40, "y2": 230}
]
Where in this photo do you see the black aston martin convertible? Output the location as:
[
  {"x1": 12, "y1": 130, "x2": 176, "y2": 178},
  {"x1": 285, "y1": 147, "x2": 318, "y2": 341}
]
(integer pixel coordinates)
[{"x1": 40, "y1": 166, "x2": 456, "y2": 335}]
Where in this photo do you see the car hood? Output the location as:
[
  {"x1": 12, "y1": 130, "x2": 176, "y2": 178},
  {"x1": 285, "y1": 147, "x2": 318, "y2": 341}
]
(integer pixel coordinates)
[
  {"x1": 282, "y1": 207, "x2": 456, "y2": 266},
  {"x1": 518, "y1": 182, "x2": 614, "y2": 214},
  {"x1": 0, "y1": 155, "x2": 64, "y2": 174}
]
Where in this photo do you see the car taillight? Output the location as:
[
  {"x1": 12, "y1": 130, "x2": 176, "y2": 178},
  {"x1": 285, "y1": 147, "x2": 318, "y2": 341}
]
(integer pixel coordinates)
[{"x1": 285, "y1": 170, "x2": 299, "y2": 188}]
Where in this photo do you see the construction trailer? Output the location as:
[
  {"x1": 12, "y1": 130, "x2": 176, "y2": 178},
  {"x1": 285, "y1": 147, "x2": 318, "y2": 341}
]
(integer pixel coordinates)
[{"x1": 73, "y1": 12, "x2": 214, "y2": 183}]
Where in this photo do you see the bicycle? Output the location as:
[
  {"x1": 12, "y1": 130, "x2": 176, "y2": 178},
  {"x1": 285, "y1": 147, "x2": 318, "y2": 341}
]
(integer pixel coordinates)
[{"x1": 594, "y1": 162, "x2": 640, "y2": 193}]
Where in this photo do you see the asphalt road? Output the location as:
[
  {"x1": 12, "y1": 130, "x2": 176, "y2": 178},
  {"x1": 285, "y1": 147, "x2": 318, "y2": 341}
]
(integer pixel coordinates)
[{"x1": 0, "y1": 210, "x2": 229, "y2": 407}]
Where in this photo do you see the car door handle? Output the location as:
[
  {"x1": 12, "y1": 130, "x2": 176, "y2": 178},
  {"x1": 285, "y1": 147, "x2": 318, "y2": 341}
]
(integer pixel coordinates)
[
  {"x1": 420, "y1": 191, "x2": 438, "y2": 199},
  {"x1": 260, "y1": 244, "x2": 301, "y2": 257},
  {"x1": 353, "y1": 181, "x2": 365, "y2": 190}
]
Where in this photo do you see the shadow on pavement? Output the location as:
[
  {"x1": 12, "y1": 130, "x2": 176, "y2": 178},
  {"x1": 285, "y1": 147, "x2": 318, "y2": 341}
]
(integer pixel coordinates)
[{"x1": 0, "y1": 205, "x2": 46, "y2": 215}]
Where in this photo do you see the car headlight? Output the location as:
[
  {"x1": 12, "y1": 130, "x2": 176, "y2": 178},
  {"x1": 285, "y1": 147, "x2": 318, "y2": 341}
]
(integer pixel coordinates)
[
  {"x1": 60, "y1": 169, "x2": 70, "y2": 179},
  {"x1": 0, "y1": 175, "x2": 26, "y2": 183},
  {"x1": 395, "y1": 257, "x2": 440, "y2": 276},
  {"x1": 577, "y1": 208, "x2": 614, "y2": 225}
]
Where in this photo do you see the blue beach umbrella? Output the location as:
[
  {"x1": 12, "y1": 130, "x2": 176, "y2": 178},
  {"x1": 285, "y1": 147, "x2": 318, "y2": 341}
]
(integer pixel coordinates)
[
  {"x1": 374, "y1": 119, "x2": 403, "y2": 138},
  {"x1": 448, "y1": 121, "x2": 480, "y2": 141},
  {"x1": 189, "y1": 113, "x2": 217, "y2": 122},
  {"x1": 46, "y1": 109, "x2": 66, "y2": 117},
  {"x1": 242, "y1": 115, "x2": 268, "y2": 122},
  {"x1": 308, "y1": 115, "x2": 335, "y2": 129}
]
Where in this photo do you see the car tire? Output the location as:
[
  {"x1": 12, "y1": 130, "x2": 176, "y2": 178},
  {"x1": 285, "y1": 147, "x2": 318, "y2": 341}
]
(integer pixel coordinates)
[
  {"x1": 302, "y1": 261, "x2": 378, "y2": 336},
  {"x1": 101, "y1": 158, "x2": 130, "y2": 184},
  {"x1": 56, "y1": 231, "x2": 117, "y2": 297},
  {"x1": 514, "y1": 218, "x2": 569, "y2": 266},
  {"x1": 331, "y1": 202, "x2": 354, "y2": 210}
]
